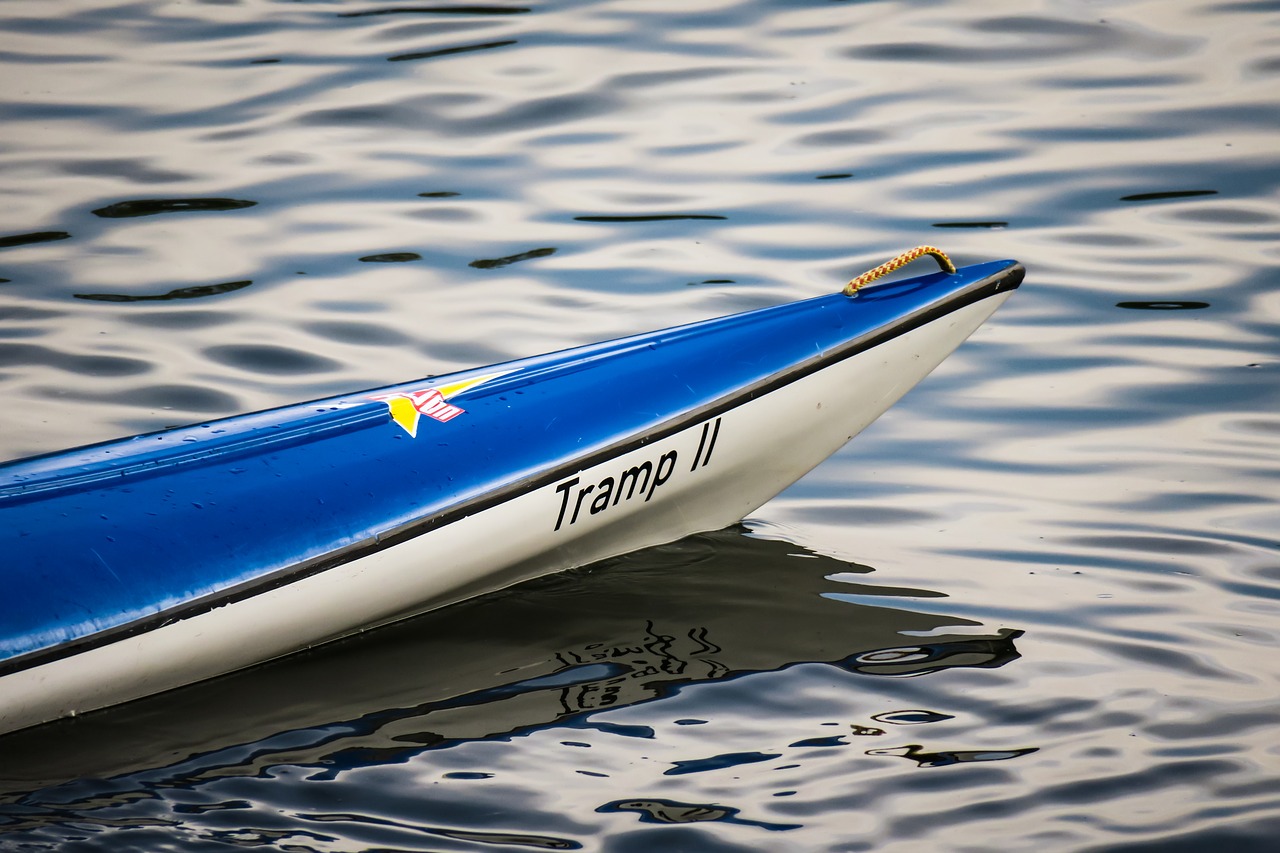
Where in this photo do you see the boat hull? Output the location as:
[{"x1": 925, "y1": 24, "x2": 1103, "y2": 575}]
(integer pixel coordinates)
[{"x1": 0, "y1": 260, "x2": 1021, "y2": 735}]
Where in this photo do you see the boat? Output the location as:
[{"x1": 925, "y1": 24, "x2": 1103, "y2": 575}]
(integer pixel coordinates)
[{"x1": 0, "y1": 248, "x2": 1023, "y2": 736}]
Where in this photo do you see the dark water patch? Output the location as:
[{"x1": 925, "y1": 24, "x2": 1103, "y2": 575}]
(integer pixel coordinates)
[
  {"x1": 788, "y1": 736, "x2": 847, "y2": 748},
  {"x1": 665, "y1": 751, "x2": 780, "y2": 776},
  {"x1": 173, "y1": 799, "x2": 251, "y2": 814},
  {"x1": 801, "y1": 505, "x2": 940, "y2": 526},
  {"x1": 871, "y1": 710, "x2": 955, "y2": 726},
  {"x1": 822, "y1": 580, "x2": 947, "y2": 600},
  {"x1": 0, "y1": 326, "x2": 42, "y2": 339},
  {"x1": 598, "y1": 799, "x2": 801, "y2": 831},
  {"x1": 674, "y1": 719, "x2": 707, "y2": 726},
  {"x1": 1066, "y1": 533, "x2": 1234, "y2": 557},
  {"x1": 358, "y1": 252, "x2": 422, "y2": 263},
  {"x1": 609, "y1": 67, "x2": 737, "y2": 90},
  {"x1": 932, "y1": 221, "x2": 1008, "y2": 229},
  {"x1": 850, "y1": 725, "x2": 886, "y2": 737},
  {"x1": 443, "y1": 771, "x2": 493, "y2": 779},
  {"x1": 866, "y1": 744, "x2": 1039, "y2": 768},
  {"x1": 599, "y1": 799, "x2": 730, "y2": 824},
  {"x1": 580, "y1": 722, "x2": 655, "y2": 740},
  {"x1": 388, "y1": 39, "x2": 516, "y2": 63},
  {"x1": 794, "y1": 128, "x2": 886, "y2": 147},
  {"x1": 301, "y1": 812, "x2": 581, "y2": 850},
  {"x1": 59, "y1": 158, "x2": 192, "y2": 183},
  {"x1": 1210, "y1": 0, "x2": 1280, "y2": 12},
  {"x1": 1147, "y1": 710, "x2": 1278, "y2": 740},
  {"x1": 852, "y1": 17, "x2": 1126, "y2": 64},
  {"x1": 1081, "y1": 635, "x2": 1232, "y2": 680},
  {"x1": 1057, "y1": 231, "x2": 1154, "y2": 247},
  {"x1": 470, "y1": 247, "x2": 556, "y2": 269},
  {"x1": 118, "y1": 310, "x2": 236, "y2": 330},
  {"x1": 0, "y1": 343, "x2": 151, "y2": 377},
  {"x1": 1116, "y1": 301, "x2": 1210, "y2": 310},
  {"x1": 698, "y1": 279, "x2": 735, "y2": 285},
  {"x1": 60, "y1": 383, "x2": 241, "y2": 413},
  {"x1": 75, "y1": 280, "x2": 253, "y2": 302},
  {"x1": 0, "y1": 306, "x2": 62, "y2": 322},
  {"x1": 816, "y1": 173, "x2": 853, "y2": 180},
  {"x1": 249, "y1": 58, "x2": 279, "y2": 64},
  {"x1": 202, "y1": 344, "x2": 341, "y2": 376},
  {"x1": 303, "y1": 320, "x2": 412, "y2": 345},
  {"x1": 0, "y1": 231, "x2": 70, "y2": 250},
  {"x1": 1042, "y1": 759, "x2": 1240, "y2": 806},
  {"x1": 453, "y1": 93, "x2": 616, "y2": 135},
  {"x1": 989, "y1": 697, "x2": 1099, "y2": 730},
  {"x1": 844, "y1": 630, "x2": 1024, "y2": 678},
  {"x1": 313, "y1": 300, "x2": 390, "y2": 313},
  {"x1": 409, "y1": 205, "x2": 478, "y2": 222},
  {"x1": 0, "y1": 279, "x2": 10, "y2": 284},
  {"x1": 418, "y1": 191, "x2": 461, "y2": 197},
  {"x1": 91, "y1": 198, "x2": 257, "y2": 218},
  {"x1": 574, "y1": 214, "x2": 727, "y2": 222},
  {"x1": 1120, "y1": 189, "x2": 1219, "y2": 202},
  {"x1": 1170, "y1": 205, "x2": 1274, "y2": 225},
  {"x1": 1106, "y1": 823, "x2": 1280, "y2": 853},
  {"x1": 1040, "y1": 73, "x2": 1196, "y2": 90},
  {"x1": 0, "y1": 49, "x2": 110, "y2": 65},
  {"x1": 1030, "y1": 103, "x2": 1280, "y2": 144},
  {"x1": 339, "y1": 5, "x2": 532, "y2": 17}
]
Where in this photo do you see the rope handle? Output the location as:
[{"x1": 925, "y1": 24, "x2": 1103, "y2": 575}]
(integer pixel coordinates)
[{"x1": 843, "y1": 246, "x2": 956, "y2": 296}]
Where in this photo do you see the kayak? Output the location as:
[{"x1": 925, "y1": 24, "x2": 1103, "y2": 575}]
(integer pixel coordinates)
[{"x1": 0, "y1": 249, "x2": 1022, "y2": 736}]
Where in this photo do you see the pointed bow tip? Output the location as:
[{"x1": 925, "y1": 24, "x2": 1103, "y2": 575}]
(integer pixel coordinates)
[{"x1": 992, "y1": 260, "x2": 1025, "y2": 292}]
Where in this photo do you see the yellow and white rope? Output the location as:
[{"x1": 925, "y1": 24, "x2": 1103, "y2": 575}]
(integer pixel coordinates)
[{"x1": 843, "y1": 246, "x2": 956, "y2": 296}]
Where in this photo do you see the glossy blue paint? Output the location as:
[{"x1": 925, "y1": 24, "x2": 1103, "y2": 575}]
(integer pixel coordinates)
[{"x1": 0, "y1": 260, "x2": 1020, "y2": 667}]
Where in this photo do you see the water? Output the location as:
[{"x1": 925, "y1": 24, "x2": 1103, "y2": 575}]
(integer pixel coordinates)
[{"x1": 1, "y1": 0, "x2": 1278, "y2": 849}]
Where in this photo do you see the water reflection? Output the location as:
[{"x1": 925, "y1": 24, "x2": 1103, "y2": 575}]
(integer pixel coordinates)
[
  {"x1": 598, "y1": 798, "x2": 800, "y2": 832},
  {"x1": 0, "y1": 525, "x2": 1022, "y2": 804},
  {"x1": 865, "y1": 744, "x2": 1039, "y2": 769}
]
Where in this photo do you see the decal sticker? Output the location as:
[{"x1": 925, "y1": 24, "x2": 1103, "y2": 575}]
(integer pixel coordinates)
[{"x1": 369, "y1": 372, "x2": 505, "y2": 437}]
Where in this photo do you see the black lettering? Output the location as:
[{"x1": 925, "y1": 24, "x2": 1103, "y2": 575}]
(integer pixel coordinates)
[
  {"x1": 690, "y1": 421, "x2": 709, "y2": 471},
  {"x1": 646, "y1": 450, "x2": 677, "y2": 501},
  {"x1": 591, "y1": 476, "x2": 614, "y2": 514},
  {"x1": 554, "y1": 477, "x2": 580, "y2": 531},
  {"x1": 571, "y1": 484, "x2": 595, "y2": 525},
  {"x1": 701, "y1": 417, "x2": 721, "y2": 468},
  {"x1": 615, "y1": 462, "x2": 652, "y2": 504}
]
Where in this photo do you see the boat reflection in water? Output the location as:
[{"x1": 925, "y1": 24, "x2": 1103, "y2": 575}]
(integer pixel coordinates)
[{"x1": 0, "y1": 524, "x2": 1023, "y2": 801}]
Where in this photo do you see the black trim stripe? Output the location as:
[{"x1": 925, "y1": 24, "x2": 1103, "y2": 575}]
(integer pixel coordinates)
[{"x1": 1, "y1": 264, "x2": 1022, "y2": 679}]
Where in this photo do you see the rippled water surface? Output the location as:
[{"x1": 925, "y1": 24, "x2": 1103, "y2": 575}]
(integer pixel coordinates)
[{"x1": 2, "y1": 0, "x2": 1279, "y2": 849}]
